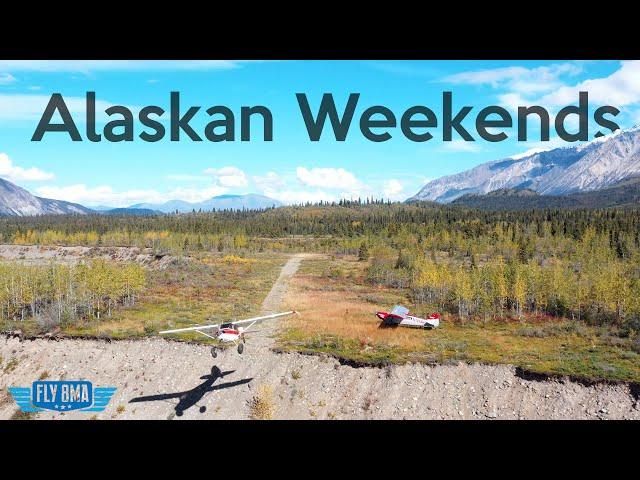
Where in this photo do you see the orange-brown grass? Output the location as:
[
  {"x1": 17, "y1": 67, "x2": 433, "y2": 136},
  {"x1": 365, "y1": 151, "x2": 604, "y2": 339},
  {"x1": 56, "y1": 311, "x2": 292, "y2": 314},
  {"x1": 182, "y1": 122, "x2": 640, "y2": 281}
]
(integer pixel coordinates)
[
  {"x1": 279, "y1": 256, "x2": 640, "y2": 381},
  {"x1": 282, "y1": 275, "x2": 426, "y2": 350}
]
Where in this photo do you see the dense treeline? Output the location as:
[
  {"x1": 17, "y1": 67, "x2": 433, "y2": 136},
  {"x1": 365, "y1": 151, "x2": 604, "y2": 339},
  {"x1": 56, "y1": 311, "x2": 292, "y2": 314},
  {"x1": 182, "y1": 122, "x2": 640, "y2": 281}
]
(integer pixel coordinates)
[
  {"x1": 0, "y1": 203, "x2": 639, "y2": 255},
  {"x1": 0, "y1": 202, "x2": 639, "y2": 327},
  {"x1": 366, "y1": 237, "x2": 640, "y2": 326},
  {"x1": 0, "y1": 260, "x2": 146, "y2": 328}
]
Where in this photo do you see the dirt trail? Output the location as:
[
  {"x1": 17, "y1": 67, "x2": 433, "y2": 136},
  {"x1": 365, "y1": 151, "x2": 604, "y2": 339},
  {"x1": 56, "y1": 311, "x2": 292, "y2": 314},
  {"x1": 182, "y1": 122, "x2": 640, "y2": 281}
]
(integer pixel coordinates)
[
  {"x1": 1, "y1": 252, "x2": 638, "y2": 420},
  {"x1": 261, "y1": 253, "x2": 309, "y2": 315},
  {"x1": 247, "y1": 253, "x2": 311, "y2": 349}
]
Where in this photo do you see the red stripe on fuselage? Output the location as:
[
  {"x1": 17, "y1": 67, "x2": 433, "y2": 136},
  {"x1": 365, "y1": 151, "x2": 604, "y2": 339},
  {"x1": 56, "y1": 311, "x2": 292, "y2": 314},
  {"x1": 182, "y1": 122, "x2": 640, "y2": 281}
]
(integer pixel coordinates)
[{"x1": 220, "y1": 328, "x2": 239, "y2": 335}]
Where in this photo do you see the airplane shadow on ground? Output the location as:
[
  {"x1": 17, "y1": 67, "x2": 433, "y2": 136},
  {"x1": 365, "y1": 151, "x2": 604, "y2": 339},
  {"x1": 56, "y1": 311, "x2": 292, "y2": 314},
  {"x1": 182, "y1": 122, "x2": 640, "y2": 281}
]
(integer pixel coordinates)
[{"x1": 129, "y1": 366, "x2": 253, "y2": 417}]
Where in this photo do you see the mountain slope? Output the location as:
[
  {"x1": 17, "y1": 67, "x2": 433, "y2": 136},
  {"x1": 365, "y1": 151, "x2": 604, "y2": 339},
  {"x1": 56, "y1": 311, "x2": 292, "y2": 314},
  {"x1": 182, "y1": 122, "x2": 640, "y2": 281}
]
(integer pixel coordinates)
[
  {"x1": 409, "y1": 126, "x2": 640, "y2": 203},
  {"x1": 131, "y1": 193, "x2": 282, "y2": 213},
  {"x1": 451, "y1": 176, "x2": 640, "y2": 210},
  {"x1": 0, "y1": 177, "x2": 93, "y2": 216},
  {"x1": 101, "y1": 207, "x2": 162, "y2": 216}
]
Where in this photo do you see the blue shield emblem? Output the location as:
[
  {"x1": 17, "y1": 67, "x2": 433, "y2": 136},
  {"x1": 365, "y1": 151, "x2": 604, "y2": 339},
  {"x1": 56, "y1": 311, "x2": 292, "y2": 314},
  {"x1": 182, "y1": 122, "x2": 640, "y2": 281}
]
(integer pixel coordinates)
[
  {"x1": 31, "y1": 380, "x2": 93, "y2": 411},
  {"x1": 9, "y1": 380, "x2": 116, "y2": 413}
]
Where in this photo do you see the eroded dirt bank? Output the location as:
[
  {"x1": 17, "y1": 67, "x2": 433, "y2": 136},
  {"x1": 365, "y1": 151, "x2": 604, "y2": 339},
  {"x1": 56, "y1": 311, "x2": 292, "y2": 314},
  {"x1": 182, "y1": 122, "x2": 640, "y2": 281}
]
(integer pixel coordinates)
[
  {"x1": 1, "y1": 335, "x2": 638, "y2": 420},
  {"x1": 0, "y1": 244, "x2": 176, "y2": 268}
]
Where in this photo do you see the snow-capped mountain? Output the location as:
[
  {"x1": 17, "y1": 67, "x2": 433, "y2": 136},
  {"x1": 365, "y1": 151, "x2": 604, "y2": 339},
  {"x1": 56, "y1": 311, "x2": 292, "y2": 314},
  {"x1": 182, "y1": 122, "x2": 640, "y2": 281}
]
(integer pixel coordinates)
[
  {"x1": 409, "y1": 126, "x2": 640, "y2": 203},
  {"x1": 0, "y1": 177, "x2": 92, "y2": 216}
]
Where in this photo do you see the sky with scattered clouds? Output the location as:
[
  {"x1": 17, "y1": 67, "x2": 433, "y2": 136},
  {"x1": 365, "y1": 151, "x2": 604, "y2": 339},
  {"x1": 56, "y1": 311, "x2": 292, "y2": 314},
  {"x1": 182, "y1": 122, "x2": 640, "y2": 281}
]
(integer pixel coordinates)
[{"x1": 0, "y1": 60, "x2": 638, "y2": 207}]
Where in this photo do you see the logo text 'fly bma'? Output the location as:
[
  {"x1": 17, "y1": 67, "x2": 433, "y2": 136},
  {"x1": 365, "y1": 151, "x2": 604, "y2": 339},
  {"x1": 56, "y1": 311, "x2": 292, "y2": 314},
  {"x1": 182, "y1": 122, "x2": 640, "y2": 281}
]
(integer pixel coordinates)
[{"x1": 9, "y1": 381, "x2": 116, "y2": 413}]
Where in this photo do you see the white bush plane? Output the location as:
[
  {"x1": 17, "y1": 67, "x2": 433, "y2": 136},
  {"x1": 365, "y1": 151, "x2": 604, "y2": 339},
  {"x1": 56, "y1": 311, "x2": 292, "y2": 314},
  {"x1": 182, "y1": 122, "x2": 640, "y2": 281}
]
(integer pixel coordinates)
[
  {"x1": 159, "y1": 311, "x2": 296, "y2": 357},
  {"x1": 376, "y1": 305, "x2": 440, "y2": 329}
]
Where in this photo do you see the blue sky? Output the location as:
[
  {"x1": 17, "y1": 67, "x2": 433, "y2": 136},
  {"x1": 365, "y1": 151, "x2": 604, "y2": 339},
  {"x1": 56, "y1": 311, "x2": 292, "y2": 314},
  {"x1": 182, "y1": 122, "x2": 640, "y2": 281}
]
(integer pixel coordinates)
[{"x1": 0, "y1": 60, "x2": 639, "y2": 207}]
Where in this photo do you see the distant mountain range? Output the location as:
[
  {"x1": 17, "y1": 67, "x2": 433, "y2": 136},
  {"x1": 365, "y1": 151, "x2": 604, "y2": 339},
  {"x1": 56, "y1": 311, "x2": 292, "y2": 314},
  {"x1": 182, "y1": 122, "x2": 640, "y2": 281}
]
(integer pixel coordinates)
[
  {"x1": 451, "y1": 176, "x2": 640, "y2": 210},
  {"x1": 100, "y1": 207, "x2": 162, "y2": 216},
  {"x1": 130, "y1": 194, "x2": 282, "y2": 213},
  {"x1": 0, "y1": 177, "x2": 92, "y2": 216},
  {"x1": 0, "y1": 177, "x2": 282, "y2": 217},
  {"x1": 409, "y1": 126, "x2": 640, "y2": 203}
]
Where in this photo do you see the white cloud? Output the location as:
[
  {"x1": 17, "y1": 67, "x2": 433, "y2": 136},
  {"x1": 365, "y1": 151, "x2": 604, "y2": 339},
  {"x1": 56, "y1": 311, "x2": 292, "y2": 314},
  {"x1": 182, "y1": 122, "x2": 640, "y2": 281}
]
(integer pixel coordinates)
[
  {"x1": 445, "y1": 66, "x2": 531, "y2": 87},
  {"x1": 296, "y1": 167, "x2": 361, "y2": 189},
  {"x1": 203, "y1": 166, "x2": 248, "y2": 188},
  {"x1": 264, "y1": 189, "x2": 337, "y2": 205},
  {"x1": 43, "y1": 166, "x2": 411, "y2": 208},
  {"x1": 383, "y1": 179, "x2": 404, "y2": 199},
  {"x1": 495, "y1": 61, "x2": 640, "y2": 134},
  {"x1": 253, "y1": 171, "x2": 285, "y2": 191},
  {"x1": 272, "y1": 188, "x2": 372, "y2": 205},
  {"x1": 443, "y1": 63, "x2": 582, "y2": 95},
  {"x1": 255, "y1": 169, "x2": 368, "y2": 205},
  {"x1": 444, "y1": 62, "x2": 607, "y2": 139},
  {"x1": 0, "y1": 153, "x2": 54, "y2": 182},
  {"x1": 35, "y1": 184, "x2": 227, "y2": 207},
  {"x1": 35, "y1": 185, "x2": 152, "y2": 206},
  {"x1": 497, "y1": 92, "x2": 528, "y2": 111},
  {"x1": 0, "y1": 73, "x2": 16, "y2": 85},
  {"x1": 29, "y1": 162, "x2": 401, "y2": 207},
  {"x1": 540, "y1": 60, "x2": 640, "y2": 107},
  {"x1": 0, "y1": 60, "x2": 241, "y2": 73},
  {"x1": 254, "y1": 167, "x2": 404, "y2": 205}
]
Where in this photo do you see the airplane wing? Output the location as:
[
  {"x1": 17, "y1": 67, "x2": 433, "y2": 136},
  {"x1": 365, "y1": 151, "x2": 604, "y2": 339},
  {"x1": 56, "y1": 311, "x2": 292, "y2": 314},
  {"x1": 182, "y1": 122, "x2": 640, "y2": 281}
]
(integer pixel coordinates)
[
  {"x1": 233, "y1": 311, "x2": 296, "y2": 329},
  {"x1": 158, "y1": 311, "x2": 295, "y2": 336},
  {"x1": 159, "y1": 323, "x2": 220, "y2": 335}
]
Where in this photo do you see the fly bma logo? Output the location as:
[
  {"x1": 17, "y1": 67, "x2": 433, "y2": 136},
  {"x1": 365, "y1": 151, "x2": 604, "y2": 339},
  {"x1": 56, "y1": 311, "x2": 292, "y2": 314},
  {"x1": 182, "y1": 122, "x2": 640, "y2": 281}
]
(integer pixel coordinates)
[{"x1": 8, "y1": 381, "x2": 116, "y2": 413}]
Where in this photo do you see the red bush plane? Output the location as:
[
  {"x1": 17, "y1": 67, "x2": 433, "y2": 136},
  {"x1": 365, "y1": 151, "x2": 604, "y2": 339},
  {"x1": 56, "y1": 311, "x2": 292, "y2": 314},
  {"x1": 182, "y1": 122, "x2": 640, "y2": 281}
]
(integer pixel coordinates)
[
  {"x1": 376, "y1": 305, "x2": 440, "y2": 329},
  {"x1": 159, "y1": 311, "x2": 296, "y2": 357}
]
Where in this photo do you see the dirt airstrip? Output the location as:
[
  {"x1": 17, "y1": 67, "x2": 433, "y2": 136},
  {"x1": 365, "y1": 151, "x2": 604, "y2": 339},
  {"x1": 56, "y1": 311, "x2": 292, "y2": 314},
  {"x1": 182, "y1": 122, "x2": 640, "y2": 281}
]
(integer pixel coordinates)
[{"x1": 1, "y1": 251, "x2": 638, "y2": 420}]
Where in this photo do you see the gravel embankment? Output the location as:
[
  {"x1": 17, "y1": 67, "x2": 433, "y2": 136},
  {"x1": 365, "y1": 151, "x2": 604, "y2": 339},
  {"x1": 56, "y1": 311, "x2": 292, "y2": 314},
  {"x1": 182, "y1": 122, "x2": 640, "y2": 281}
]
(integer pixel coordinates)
[{"x1": 1, "y1": 335, "x2": 638, "y2": 420}]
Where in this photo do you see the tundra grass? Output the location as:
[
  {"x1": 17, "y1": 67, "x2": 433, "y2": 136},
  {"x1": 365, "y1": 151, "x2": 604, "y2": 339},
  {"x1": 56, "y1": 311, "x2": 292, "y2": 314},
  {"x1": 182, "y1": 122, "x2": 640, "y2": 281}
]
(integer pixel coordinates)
[
  {"x1": 2, "y1": 252, "x2": 288, "y2": 341},
  {"x1": 79, "y1": 252, "x2": 287, "y2": 339},
  {"x1": 278, "y1": 256, "x2": 640, "y2": 383}
]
